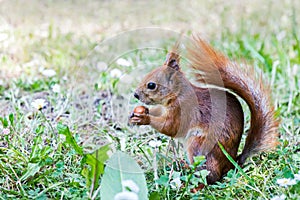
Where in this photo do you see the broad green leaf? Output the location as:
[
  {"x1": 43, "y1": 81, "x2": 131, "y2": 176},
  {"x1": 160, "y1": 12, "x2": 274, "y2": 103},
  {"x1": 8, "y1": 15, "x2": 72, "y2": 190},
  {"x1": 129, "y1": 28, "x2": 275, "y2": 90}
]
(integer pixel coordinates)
[
  {"x1": 100, "y1": 151, "x2": 148, "y2": 200},
  {"x1": 83, "y1": 144, "x2": 110, "y2": 189},
  {"x1": 149, "y1": 192, "x2": 160, "y2": 200},
  {"x1": 156, "y1": 175, "x2": 169, "y2": 187},
  {"x1": 56, "y1": 123, "x2": 83, "y2": 155}
]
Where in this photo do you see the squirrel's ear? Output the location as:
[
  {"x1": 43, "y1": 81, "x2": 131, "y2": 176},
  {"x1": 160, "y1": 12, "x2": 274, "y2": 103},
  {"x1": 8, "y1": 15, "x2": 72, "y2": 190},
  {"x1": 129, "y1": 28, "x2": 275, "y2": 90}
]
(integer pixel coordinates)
[{"x1": 164, "y1": 52, "x2": 180, "y2": 71}]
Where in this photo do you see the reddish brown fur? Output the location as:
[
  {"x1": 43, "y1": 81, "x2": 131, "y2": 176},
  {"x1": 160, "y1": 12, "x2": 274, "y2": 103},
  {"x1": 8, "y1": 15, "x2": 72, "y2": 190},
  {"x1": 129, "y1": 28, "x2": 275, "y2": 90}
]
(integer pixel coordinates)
[
  {"x1": 129, "y1": 35, "x2": 279, "y2": 184},
  {"x1": 188, "y1": 36, "x2": 279, "y2": 164}
]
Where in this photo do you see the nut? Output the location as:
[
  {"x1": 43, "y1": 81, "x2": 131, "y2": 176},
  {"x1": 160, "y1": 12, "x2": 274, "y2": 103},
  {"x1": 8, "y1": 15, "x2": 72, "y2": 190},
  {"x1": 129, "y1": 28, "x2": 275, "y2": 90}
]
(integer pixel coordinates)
[{"x1": 133, "y1": 106, "x2": 149, "y2": 115}]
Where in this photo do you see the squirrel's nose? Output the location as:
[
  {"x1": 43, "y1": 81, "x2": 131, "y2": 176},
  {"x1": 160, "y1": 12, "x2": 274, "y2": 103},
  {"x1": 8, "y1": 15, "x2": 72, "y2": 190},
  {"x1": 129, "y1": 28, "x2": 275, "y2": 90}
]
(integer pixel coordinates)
[{"x1": 134, "y1": 92, "x2": 139, "y2": 100}]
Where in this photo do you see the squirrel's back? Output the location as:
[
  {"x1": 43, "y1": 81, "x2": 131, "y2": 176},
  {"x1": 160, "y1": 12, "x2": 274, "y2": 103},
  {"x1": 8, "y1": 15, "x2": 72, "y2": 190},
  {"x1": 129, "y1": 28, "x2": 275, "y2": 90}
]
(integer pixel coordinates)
[{"x1": 187, "y1": 36, "x2": 279, "y2": 164}]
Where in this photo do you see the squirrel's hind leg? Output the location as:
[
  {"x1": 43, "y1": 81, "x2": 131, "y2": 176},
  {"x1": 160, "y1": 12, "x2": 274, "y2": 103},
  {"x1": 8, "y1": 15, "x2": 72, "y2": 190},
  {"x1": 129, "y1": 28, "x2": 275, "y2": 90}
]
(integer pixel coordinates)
[{"x1": 186, "y1": 136, "x2": 237, "y2": 184}]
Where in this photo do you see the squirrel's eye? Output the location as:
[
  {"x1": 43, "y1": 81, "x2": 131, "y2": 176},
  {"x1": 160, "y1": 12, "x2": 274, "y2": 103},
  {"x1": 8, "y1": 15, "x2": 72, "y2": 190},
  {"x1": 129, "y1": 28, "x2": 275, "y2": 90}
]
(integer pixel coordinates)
[{"x1": 147, "y1": 82, "x2": 156, "y2": 90}]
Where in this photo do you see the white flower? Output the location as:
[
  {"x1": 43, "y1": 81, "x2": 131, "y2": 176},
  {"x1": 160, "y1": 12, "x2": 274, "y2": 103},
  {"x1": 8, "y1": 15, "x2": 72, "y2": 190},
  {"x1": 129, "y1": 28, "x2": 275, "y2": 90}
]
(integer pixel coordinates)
[
  {"x1": 41, "y1": 69, "x2": 56, "y2": 77},
  {"x1": 276, "y1": 178, "x2": 297, "y2": 187},
  {"x1": 170, "y1": 177, "x2": 182, "y2": 189},
  {"x1": 2, "y1": 128, "x2": 10, "y2": 135},
  {"x1": 110, "y1": 68, "x2": 122, "y2": 78},
  {"x1": 116, "y1": 58, "x2": 131, "y2": 67},
  {"x1": 294, "y1": 173, "x2": 300, "y2": 181},
  {"x1": 122, "y1": 180, "x2": 139, "y2": 193},
  {"x1": 96, "y1": 61, "x2": 108, "y2": 71},
  {"x1": 31, "y1": 99, "x2": 46, "y2": 110},
  {"x1": 271, "y1": 194, "x2": 286, "y2": 200},
  {"x1": 52, "y1": 84, "x2": 61, "y2": 93},
  {"x1": 149, "y1": 140, "x2": 162, "y2": 148},
  {"x1": 62, "y1": 76, "x2": 68, "y2": 81},
  {"x1": 114, "y1": 191, "x2": 138, "y2": 200}
]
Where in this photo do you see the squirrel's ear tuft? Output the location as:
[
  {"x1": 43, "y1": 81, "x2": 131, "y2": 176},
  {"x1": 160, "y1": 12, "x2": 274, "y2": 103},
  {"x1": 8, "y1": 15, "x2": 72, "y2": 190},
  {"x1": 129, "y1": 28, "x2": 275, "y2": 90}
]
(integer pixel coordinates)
[{"x1": 165, "y1": 52, "x2": 180, "y2": 71}]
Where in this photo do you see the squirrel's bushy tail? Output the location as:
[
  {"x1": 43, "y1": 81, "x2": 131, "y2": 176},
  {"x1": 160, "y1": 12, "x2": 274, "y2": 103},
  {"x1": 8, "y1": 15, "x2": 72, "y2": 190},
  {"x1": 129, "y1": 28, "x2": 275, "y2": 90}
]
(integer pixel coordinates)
[{"x1": 187, "y1": 36, "x2": 279, "y2": 164}]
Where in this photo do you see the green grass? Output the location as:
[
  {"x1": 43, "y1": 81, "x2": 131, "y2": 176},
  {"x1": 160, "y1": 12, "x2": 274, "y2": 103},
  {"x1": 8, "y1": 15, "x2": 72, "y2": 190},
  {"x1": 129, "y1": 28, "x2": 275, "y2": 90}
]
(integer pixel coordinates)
[{"x1": 0, "y1": 0, "x2": 299, "y2": 199}]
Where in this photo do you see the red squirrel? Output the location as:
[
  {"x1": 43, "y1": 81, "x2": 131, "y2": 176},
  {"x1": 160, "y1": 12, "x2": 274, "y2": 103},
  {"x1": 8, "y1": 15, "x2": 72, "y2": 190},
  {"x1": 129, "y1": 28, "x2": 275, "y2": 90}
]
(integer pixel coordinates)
[{"x1": 129, "y1": 36, "x2": 279, "y2": 184}]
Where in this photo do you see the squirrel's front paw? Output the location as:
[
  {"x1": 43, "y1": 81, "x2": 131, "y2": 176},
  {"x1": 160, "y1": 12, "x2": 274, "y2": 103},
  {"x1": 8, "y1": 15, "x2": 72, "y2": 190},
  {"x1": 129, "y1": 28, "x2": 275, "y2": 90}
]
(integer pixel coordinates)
[
  {"x1": 129, "y1": 106, "x2": 150, "y2": 125},
  {"x1": 129, "y1": 114, "x2": 150, "y2": 125}
]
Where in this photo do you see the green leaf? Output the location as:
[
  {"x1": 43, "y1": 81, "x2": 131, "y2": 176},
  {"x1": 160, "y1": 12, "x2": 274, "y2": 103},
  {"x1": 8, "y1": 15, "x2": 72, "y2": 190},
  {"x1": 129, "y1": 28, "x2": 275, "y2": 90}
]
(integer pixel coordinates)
[
  {"x1": 156, "y1": 175, "x2": 169, "y2": 187},
  {"x1": 194, "y1": 169, "x2": 209, "y2": 185},
  {"x1": 0, "y1": 117, "x2": 8, "y2": 128},
  {"x1": 100, "y1": 151, "x2": 148, "y2": 200},
  {"x1": 57, "y1": 123, "x2": 83, "y2": 155},
  {"x1": 193, "y1": 155, "x2": 206, "y2": 168},
  {"x1": 83, "y1": 144, "x2": 110, "y2": 189},
  {"x1": 282, "y1": 167, "x2": 293, "y2": 178},
  {"x1": 81, "y1": 166, "x2": 90, "y2": 186},
  {"x1": 149, "y1": 192, "x2": 160, "y2": 200},
  {"x1": 35, "y1": 125, "x2": 44, "y2": 135},
  {"x1": 20, "y1": 163, "x2": 41, "y2": 181},
  {"x1": 8, "y1": 113, "x2": 14, "y2": 126}
]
